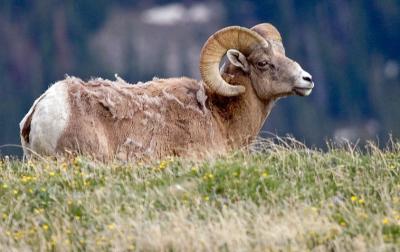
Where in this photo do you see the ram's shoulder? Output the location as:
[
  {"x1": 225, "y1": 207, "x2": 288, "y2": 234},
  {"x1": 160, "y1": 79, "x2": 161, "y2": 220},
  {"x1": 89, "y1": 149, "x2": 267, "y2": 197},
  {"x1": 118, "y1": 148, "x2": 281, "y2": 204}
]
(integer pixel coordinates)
[{"x1": 156, "y1": 77, "x2": 206, "y2": 106}]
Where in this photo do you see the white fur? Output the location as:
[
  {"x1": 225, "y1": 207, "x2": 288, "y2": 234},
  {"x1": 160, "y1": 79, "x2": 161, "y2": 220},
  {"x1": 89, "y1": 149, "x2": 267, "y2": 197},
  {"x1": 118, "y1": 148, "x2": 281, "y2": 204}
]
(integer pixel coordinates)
[
  {"x1": 21, "y1": 81, "x2": 70, "y2": 156},
  {"x1": 19, "y1": 92, "x2": 46, "y2": 151},
  {"x1": 293, "y1": 62, "x2": 314, "y2": 96}
]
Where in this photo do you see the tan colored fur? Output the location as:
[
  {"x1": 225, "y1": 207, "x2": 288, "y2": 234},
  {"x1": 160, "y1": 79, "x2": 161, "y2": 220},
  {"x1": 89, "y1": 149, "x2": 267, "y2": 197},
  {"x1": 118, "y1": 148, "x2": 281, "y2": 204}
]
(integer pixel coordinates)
[
  {"x1": 21, "y1": 24, "x2": 313, "y2": 161},
  {"x1": 52, "y1": 73, "x2": 273, "y2": 161}
]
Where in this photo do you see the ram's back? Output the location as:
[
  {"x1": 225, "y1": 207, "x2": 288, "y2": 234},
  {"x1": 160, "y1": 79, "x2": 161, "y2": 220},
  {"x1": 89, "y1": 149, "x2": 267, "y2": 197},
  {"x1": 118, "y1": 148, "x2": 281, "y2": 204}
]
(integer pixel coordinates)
[{"x1": 20, "y1": 76, "x2": 226, "y2": 160}]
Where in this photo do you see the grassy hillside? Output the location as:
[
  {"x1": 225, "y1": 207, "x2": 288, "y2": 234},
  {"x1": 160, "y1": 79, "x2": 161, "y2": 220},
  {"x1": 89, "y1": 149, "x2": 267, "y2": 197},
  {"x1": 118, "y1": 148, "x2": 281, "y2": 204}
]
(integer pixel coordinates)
[{"x1": 0, "y1": 138, "x2": 399, "y2": 251}]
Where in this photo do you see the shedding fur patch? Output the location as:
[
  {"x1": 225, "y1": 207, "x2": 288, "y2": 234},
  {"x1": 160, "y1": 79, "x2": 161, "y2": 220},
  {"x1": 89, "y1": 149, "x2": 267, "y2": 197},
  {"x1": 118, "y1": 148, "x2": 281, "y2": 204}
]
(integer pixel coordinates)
[
  {"x1": 65, "y1": 75, "x2": 209, "y2": 121},
  {"x1": 196, "y1": 82, "x2": 208, "y2": 113},
  {"x1": 162, "y1": 88, "x2": 185, "y2": 107},
  {"x1": 41, "y1": 75, "x2": 213, "y2": 160},
  {"x1": 66, "y1": 76, "x2": 163, "y2": 120}
]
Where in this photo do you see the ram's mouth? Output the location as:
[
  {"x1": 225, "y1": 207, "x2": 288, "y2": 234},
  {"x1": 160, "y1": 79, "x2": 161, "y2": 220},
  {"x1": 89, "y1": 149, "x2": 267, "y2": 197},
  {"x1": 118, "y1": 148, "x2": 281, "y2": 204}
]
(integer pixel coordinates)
[{"x1": 293, "y1": 87, "x2": 313, "y2": 96}]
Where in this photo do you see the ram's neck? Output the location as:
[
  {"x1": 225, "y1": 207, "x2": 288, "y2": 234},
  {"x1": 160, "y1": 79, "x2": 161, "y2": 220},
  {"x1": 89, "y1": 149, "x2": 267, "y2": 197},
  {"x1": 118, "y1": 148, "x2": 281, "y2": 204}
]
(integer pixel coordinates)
[{"x1": 206, "y1": 69, "x2": 276, "y2": 150}]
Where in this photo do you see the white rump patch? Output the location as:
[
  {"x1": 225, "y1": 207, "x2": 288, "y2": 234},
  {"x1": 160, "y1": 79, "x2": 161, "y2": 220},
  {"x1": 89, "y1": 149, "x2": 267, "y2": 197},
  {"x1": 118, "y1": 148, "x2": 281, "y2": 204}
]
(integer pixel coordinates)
[{"x1": 28, "y1": 81, "x2": 70, "y2": 155}]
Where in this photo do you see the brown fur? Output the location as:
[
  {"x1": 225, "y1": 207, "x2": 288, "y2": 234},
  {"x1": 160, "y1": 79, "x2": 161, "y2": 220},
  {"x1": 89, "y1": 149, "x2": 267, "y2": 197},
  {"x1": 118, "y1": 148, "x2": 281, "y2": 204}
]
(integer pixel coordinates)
[
  {"x1": 53, "y1": 72, "x2": 274, "y2": 161},
  {"x1": 22, "y1": 24, "x2": 313, "y2": 161}
]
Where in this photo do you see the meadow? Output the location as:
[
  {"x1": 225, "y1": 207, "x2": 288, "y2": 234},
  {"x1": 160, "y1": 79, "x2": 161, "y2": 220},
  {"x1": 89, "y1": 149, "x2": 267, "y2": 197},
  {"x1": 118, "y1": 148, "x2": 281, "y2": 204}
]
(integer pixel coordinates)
[{"x1": 0, "y1": 138, "x2": 399, "y2": 251}]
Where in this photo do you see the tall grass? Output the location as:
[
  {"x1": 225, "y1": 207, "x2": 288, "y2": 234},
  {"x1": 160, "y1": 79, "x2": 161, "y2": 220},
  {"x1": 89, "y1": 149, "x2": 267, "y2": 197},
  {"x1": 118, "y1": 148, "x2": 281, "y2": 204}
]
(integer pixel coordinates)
[{"x1": 0, "y1": 138, "x2": 399, "y2": 251}]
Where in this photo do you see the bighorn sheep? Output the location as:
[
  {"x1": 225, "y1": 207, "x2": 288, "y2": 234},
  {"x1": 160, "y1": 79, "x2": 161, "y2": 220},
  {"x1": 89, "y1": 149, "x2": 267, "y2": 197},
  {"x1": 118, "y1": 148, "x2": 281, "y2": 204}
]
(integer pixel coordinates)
[{"x1": 20, "y1": 23, "x2": 314, "y2": 161}]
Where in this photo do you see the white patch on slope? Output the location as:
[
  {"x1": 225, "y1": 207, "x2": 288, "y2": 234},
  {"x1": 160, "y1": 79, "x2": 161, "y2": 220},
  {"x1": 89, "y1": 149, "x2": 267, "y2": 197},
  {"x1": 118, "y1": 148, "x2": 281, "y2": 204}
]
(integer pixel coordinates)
[
  {"x1": 142, "y1": 3, "x2": 211, "y2": 26},
  {"x1": 142, "y1": 4, "x2": 185, "y2": 26},
  {"x1": 29, "y1": 81, "x2": 70, "y2": 155},
  {"x1": 187, "y1": 4, "x2": 211, "y2": 23}
]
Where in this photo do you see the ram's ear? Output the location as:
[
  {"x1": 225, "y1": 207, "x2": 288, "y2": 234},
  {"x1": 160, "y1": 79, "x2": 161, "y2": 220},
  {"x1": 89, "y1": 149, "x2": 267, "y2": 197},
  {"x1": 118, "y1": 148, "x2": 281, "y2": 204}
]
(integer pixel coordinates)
[{"x1": 226, "y1": 49, "x2": 250, "y2": 73}]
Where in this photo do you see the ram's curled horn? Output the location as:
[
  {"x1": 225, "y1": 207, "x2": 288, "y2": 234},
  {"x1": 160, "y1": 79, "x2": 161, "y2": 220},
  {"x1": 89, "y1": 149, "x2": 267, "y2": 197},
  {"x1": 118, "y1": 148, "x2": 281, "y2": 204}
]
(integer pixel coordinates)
[
  {"x1": 251, "y1": 23, "x2": 285, "y2": 55},
  {"x1": 199, "y1": 26, "x2": 267, "y2": 97}
]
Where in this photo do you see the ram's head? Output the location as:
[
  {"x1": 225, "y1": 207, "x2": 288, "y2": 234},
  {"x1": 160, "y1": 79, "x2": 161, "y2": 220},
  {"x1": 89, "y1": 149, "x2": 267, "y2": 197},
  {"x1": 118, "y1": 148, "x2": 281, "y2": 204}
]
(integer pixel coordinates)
[{"x1": 200, "y1": 23, "x2": 314, "y2": 99}]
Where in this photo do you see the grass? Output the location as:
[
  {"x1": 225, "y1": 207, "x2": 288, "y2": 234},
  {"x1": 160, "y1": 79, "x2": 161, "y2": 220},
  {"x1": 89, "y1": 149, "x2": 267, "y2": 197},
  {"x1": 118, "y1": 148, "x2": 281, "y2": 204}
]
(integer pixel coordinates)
[{"x1": 0, "y1": 137, "x2": 400, "y2": 251}]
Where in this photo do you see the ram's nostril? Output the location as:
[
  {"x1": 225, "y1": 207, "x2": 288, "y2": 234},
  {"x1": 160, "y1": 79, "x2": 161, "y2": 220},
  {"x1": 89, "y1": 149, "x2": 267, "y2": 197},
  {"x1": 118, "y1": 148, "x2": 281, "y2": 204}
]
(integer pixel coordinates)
[{"x1": 302, "y1": 76, "x2": 312, "y2": 82}]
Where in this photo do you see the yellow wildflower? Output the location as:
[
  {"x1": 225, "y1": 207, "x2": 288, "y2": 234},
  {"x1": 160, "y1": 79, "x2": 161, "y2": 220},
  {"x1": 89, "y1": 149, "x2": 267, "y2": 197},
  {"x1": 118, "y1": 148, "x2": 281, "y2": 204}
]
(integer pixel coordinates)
[
  {"x1": 42, "y1": 224, "x2": 49, "y2": 231},
  {"x1": 261, "y1": 172, "x2": 268, "y2": 178},
  {"x1": 49, "y1": 172, "x2": 55, "y2": 177},
  {"x1": 382, "y1": 218, "x2": 389, "y2": 225},
  {"x1": 35, "y1": 208, "x2": 45, "y2": 214},
  {"x1": 351, "y1": 196, "x2": 357, "y2": 202},
  {"x1": 108, "y1": 223, "x2": 116, "y2": 230},
  {"x1": 358, "y1": 199, "x2": 365, "y2": 204},
  {"x1": 202, "y1": 173, "x2": 214, "y2": 180},
  {"x1": 204, "y1": 196, "x2": 209, "y2": 201},
  {"x1": 13, "y1": 230, "x2": 24, "y2": 239},
  {"x1": 73, "y1": 157, "x2": 81, "y2": 167},
  {"x1": 159, "y1": 161, "x2": 167, "y2": 170}
]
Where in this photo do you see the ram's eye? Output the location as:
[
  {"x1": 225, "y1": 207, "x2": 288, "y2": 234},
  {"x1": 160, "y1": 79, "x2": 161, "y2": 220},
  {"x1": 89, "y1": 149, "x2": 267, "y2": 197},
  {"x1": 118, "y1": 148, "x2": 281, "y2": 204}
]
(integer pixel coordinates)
[{"x1": 257, "y1": 61, "x2": 268, "y2": 67}]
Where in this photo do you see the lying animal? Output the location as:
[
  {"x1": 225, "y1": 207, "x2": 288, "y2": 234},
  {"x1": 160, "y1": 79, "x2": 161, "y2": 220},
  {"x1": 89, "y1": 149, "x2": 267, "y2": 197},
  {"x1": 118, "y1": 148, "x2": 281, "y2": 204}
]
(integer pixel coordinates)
[{"x1": 20, "y1": 23, "x2": 314, "y2": 160}]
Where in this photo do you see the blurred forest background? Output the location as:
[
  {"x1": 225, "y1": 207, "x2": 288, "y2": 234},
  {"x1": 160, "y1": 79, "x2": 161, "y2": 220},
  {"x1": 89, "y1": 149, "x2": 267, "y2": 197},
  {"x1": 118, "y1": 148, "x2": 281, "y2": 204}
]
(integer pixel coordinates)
[{"x1": 0, "y1": 0, "x2": 399, "y2": 156}]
